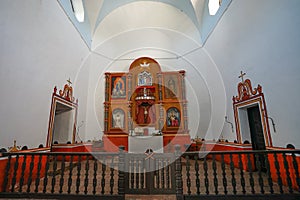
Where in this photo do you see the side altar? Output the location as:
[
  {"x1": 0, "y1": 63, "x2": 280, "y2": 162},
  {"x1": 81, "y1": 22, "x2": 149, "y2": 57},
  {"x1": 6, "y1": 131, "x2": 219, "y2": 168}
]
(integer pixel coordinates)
[{"x1": 102, "y1": 57, "x2": 190, "y2": 152}]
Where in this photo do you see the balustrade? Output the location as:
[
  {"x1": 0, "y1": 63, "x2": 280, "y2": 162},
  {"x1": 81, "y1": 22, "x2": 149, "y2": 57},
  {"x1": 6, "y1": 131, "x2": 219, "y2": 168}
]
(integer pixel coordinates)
[{"x1": 0, "y1": 148, "x2": 299, "y2": 200}]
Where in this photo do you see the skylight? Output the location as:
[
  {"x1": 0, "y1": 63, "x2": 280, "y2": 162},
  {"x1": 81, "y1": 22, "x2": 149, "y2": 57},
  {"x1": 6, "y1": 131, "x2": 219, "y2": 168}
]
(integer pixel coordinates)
[{"x1": 70, "y1": 0, "x2": 85, "y2": 22}]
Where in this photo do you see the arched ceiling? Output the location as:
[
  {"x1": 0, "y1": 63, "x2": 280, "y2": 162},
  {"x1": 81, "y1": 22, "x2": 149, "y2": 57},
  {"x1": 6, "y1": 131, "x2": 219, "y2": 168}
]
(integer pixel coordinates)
[
  {"x1": 56, "y1": 0, "x2": 231, "y2": 140},
  {"x1": 58, "y1": 0, "x2": 231, "y2": 50}
]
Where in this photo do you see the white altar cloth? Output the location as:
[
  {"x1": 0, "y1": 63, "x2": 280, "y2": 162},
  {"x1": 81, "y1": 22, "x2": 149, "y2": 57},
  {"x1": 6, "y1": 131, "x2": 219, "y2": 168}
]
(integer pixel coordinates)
[{"x1": 128, "y1": 136, "x2": 163, "y2": 153}]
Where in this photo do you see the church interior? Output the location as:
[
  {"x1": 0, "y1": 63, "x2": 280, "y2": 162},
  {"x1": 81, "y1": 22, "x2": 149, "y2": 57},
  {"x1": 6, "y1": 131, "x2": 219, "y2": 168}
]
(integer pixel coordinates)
[{"x1": 0, "y1": 0, "x2": 300, "y2": 199}]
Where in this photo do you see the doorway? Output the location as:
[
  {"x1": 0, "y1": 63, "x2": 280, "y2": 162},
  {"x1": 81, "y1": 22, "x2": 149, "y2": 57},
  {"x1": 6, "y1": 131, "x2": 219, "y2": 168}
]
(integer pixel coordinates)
[
  {"x1": 52, "y1": 102, "x2": 75, "y2": 144},
  {"x1": 247, "y1": 105, "x2": 267, "y2": 171},
  {"x1": 247, "y1": 105, "x2": 266, "y2": 151},
  {"x1": 47, "y1": 89, "x2": 78, "y2": 147}
]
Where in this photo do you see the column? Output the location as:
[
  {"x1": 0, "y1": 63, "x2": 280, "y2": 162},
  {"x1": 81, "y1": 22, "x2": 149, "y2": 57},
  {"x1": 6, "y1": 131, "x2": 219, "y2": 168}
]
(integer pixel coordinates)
[{"x1": 179, "y1": 70, "x2": 188, "y2": 131}]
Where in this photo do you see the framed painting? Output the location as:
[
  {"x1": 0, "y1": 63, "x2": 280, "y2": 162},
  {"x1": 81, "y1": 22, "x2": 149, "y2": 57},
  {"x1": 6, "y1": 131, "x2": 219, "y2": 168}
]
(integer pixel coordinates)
[
  {"x1": 166, "y1": 107, "x2": 180, "y2": 127},
  {"x1": 112, "y1": 108, "x2": 125, "y2": 129},
  {"x1": 111, "y1": 76, "x2": 126, "y2": 98},
  {"x1": 137, "y1": 71, "x2": 153, "y2": 86},
  {"x1": 164, "y1": 74, "x2": 178, "y2": 99}
]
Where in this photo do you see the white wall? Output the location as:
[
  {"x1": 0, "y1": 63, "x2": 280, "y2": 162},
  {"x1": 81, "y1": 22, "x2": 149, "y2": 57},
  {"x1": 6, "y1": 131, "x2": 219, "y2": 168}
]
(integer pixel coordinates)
[
  {"x1": 205, "y1": 0, "x2": 300, "y2": 148},
  {"x1": 0, "y1": 0, "x2": 89, "y2": 149},
  {"x1": 1, "y1": 0, "x2": 299, "y2": 150}
]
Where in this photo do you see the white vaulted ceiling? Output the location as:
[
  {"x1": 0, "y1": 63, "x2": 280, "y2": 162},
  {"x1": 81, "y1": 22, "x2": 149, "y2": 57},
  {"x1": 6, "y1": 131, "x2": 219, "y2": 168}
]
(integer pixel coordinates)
[{"x1": 58, "y1": 0, "x2": 231, "y2": 51}]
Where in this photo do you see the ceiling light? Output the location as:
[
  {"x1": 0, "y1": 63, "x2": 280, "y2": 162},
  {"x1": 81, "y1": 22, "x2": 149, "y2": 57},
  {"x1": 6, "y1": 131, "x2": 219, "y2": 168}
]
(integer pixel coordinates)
[
  {"x1": 70, "y1": 0, "x2": 85, "y2": 22},
  {"x1": 208, "y1": 0, "x2": 221, "y2": 16}
]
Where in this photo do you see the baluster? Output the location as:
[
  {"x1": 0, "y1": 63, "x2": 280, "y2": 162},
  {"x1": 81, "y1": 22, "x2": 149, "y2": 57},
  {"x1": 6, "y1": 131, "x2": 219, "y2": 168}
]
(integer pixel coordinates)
[
  {"x1": 283, "y1": 152, "x2": 293, "y2": 193},
  {"x1": 292, "y1": 153, "x2": 300, "y2": 191},
  {"x1": 264, "y1": 152, "x2": 274, "y2": 194},
  {"x1": 174, "y1": 145, "x2": 183, "y2": 199},
  {"x1": 130, "y1": 157, "x2": 134, "y2": 189},
  {"x1": 238, "y1": 154, "x2": 246, "y2": 194},
  {"x1": 166, "y1": 159, "x2": 170, "y2": 189},
  {"x1": 140, "y1": 158, "x2": 144, "y2": 189},
  {"x1": 84, "y1": 157, "x2": 89, "y2": 194},
  {"x1": 156, "y1": 158, "x2": 160, "y2": 189},
  {"x1": 118, "y1": 146, "x2": 125, "y2": 195},
  {"x1": 229, "y1": 153, "x2": 237, "y2": 194},
  {"x1": 274, "y1": 153, "x2": 283, "y2": 193},
  {"x1": 67, "y1": 155, "x2": 74, "y2": 194},
  {"x1": 194, "y1": 155, "x2": 200, "y2": 195},
  {"x1": 3, "y1": 154, "x2": 11, "y2": 192},
  {"x1": 186, "y1": 155, "x2": 191, "y2": 195},
  {"x1": 51, "y1": 155, "x2": 57, "y2": 194},
  {"x1": 76, "y1": 155, "x2": 82, "y2": 194},
  {"x1": 255, "y1": 153, "x2": 265, "y2": 194},
  {"x1": 11, "y1": 154, "x2": 19, "y2": 192},
  {"x1": 136, "y1": 158, "x2": 139, "y2": 189},
  {"x1": 212, "y1": 154, "x2": 218, "y2": 195},
  {"x1": 203, "y1": 156, "x2": 209, "y2": 195},
  {"x1": 93, "y1": 158, "x2": 98, "y2": 195},
  {"x1": 161, "y1": 159, "x2": 165, "y2": 189},
  {"x1": 220, "y1": 154, "x2": 227, "y2": 195},
  {"x1": 43, "y1": 155, "x2": 50, "y2": 193},
  {"x1": 27, "y1": 154, "x2": 35, "y2": 193},
  {"x1": 19, "y1": 154, "x2": 27, "y2": 192},
  {"x1": 101, "y1": 158, "x2": 106, "y2": 194},
  {"x1": 34, "y1": 154, "x2": 43, "y2": 193},
  {"x1": 59, "y1": 155, "x2": 65, "y2": 194},
  {"x1": 110, "y1": 156, "x2": 115, "y2": 194},
  {"x1": 2, "y1": 155, "x2": 11, "y2": 192},
  {"x1": 247, "y1": 153, "x2": 255, "y2": 194}
]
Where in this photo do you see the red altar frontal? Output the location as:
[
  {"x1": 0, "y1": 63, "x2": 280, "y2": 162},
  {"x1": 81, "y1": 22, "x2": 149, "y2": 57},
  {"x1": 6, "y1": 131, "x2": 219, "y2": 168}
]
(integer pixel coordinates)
[{"x1": 102, "y1": 57, "x2": 190, "y2": 152}]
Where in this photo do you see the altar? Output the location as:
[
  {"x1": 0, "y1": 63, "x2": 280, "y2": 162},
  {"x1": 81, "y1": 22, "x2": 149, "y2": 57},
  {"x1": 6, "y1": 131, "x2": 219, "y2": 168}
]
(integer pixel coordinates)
[
  {"x1": 102, "y1": 57, "x2": 190, "y2": 152},
  {"x1": 128, "y1": 136, "x2": 163, "y2": 153}
]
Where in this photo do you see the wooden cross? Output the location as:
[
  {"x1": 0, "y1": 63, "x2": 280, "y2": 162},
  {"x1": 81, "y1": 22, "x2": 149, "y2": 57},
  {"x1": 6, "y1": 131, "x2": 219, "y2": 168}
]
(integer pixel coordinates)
[
  {"x1": 238, "y1": 71, "x2": 246, "y2": 82},
  {"x1": 144, "y1": 152, "x2": 155, "y2": 160},
  {"x1": 67, "y1": 78, "x2": 72, "y2": 85}
]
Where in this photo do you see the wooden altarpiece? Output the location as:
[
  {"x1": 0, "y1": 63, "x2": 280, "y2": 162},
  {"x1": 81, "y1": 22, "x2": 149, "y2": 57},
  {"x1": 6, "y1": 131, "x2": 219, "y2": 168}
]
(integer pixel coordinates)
[{"x1": 103, "y1": 57, "x2": 190, "y2": 151}]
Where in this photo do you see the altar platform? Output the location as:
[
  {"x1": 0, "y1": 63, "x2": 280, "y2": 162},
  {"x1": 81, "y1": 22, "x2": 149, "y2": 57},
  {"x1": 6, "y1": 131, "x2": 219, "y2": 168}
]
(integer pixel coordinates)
[{"x1": 128, "y1": 136, "x2": 163, "y2": 153}]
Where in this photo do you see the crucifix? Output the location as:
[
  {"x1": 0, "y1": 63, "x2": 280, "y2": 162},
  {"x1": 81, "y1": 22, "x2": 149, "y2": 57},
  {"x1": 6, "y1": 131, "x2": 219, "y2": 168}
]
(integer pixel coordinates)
[
  {"x1": 67, "y1": 78, "x2": 72, "y2": 86},
  {"x1": 238, "y1": 71, "x2": 246, "y2": 83}
]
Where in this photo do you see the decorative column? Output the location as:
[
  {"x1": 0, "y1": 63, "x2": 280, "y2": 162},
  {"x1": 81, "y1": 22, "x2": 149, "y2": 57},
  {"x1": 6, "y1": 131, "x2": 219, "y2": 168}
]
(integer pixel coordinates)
[
  {"x1": 159, "y1": 103, "x2": 164, "y2": 131},
  {"x1": 179, "y1": 70, "x2": 186, "y2": 100},
  {"x1": 157, "y1": 73, "x2": 164, "y2": 130},
  {"x1": 127, "y1": 102, "x2": 133, "y2": 133},
  {"x1": 104, "y1": 73, "x2": 111, "y2": 132},
  {"x1": 104, "y1": 103, "x2": 110, "y2": 132},
  {"x1": 179, "y1": 70, "x2": 188, "y2": 131},
  {"x1": 127, "y1": 73, "x2": 132, "y2": 101},
  {"x1": 157, "y1": 73, "x2": 163, "y2": 101},
  {"x1": 104, "y1": 73, "x2": 110, "y2": 102}
]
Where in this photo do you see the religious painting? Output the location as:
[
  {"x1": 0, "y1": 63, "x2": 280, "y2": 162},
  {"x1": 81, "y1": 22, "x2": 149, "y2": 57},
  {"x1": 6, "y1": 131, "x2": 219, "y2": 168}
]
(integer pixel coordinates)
[
  {"x1": 164, "y1": 74, "x2": 178, "y2": 99},
  {"x1": 111, "y1": 76, "x2": 126, "y2": 98},
  {"x1": 138, "y1": 71, "x2": 153, "y2": 86},
  {"x1": 112, "y1": 108, "x2": 125, "y2": 129},
  {"x1": 167, "y1": 107, "x2": 180, "y2": 127}
]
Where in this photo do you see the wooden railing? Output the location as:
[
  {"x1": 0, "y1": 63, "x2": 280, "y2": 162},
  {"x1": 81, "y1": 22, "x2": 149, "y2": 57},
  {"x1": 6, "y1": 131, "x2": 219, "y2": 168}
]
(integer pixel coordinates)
[
  {"x1": 0, "y1": 146, "x2": 299, "y2": 200},
  {"x1": 180, "y1": 149, "x2": 300, "y2": 199}
]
